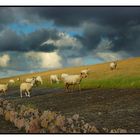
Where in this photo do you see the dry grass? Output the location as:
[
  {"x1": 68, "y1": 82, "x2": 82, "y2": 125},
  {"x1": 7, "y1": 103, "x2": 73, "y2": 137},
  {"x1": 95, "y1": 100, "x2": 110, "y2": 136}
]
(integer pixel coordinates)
[{"x1": 0, "y1": 57, "x2": 140, "y2": 89}]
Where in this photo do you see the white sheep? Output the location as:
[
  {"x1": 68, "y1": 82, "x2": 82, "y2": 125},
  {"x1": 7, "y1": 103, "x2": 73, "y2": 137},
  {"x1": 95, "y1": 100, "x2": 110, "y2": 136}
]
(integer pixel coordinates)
[
  {"x1": 35, "y1": 76, "x2": 43, "y2": 85},
  {"x1": 26, "y1": 76, "x2": 43, "y2": 86},
  {"x1": 20, "y1": 79, "x2": 36, "y2": 98},
  {"x1": 8, "y1": 79, "x2": 15, "y2": 84},
  {"x1": 0, "y1": 83, "x2": 8, "y2": 95},
  {"x1": 17, "y1": 77, "x2": 20, "y2": 81},
  {"x1": 25, "y1": 77, "x2": 35, "y2": 83},
  {"x1": 61, "y1": 73, "x2": 69, "y2": 80},
  {"x1": 81, "y1": 68, "x2": 89, "y2": 76},
  {"x1": 110, "y1": 61, "x2": 117, "y2": 70},
  {"x1": 50, "y1": 75, "x2": 59, "y2": 84},
  {"x1": 63, "y1": 73, "x2": 87, "y2": 93}
]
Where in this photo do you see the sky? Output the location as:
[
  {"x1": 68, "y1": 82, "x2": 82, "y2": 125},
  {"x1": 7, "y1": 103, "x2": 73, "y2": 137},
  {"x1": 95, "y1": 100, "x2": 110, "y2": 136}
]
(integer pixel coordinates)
[{"x1": 0, "y1": 7, "x2": 140, "y2": 78}]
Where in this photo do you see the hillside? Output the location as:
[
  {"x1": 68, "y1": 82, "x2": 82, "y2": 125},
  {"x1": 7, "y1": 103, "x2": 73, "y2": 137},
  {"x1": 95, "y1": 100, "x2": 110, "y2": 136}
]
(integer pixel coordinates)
[
  {"x1": 1, "y1": 57, "x2": 140, "y2": 89},
  {"x1": 0, "y1": 57, "x2": 140, "y2": 133}
]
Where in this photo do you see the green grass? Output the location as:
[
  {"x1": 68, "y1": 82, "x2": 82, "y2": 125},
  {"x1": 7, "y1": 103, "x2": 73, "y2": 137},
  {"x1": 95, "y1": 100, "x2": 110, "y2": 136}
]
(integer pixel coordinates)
[
  {"x1": 81, "y1": 76, "x2": 140, "y2": 89},
  {"x1": 36, "y1": 75, "x2": 140, "y2": 89},
  {"x1": 8, "y1": 75, "x2": 140, "y2": 90}
]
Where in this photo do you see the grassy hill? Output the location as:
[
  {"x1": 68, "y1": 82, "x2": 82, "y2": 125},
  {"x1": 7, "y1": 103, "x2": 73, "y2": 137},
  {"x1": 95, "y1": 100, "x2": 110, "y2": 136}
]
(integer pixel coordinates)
[
  {"x1": 1, "y1": 57, "x2": 140, "y2": 89},
  {"x1": 0, "y1": 57, "x2": 140, "y2": 132}
]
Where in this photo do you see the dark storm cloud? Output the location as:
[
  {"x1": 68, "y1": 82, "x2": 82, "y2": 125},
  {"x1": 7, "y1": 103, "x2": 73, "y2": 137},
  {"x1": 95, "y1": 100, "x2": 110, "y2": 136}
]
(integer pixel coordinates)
[
  {"x1": 0, "y1": 7, "x2": 16, "y2": 25},
  {"x1": 75, "y1": 23, "x2": 116, "y2": 52},
  {"x1": 17, "y1": 7, "x2": 140, "y2": 27},
  {"x1": 24, "y1": 29, "x2": 59, "y2": 52},
  {"x1": 0, "y1": 7, "x2": 140, "y2": 57},
  {"x1": 1, "y1": 7, "x2": 140, "y2": 28},
  {"x1": 0, "y1": 28, "x2": 59, "y2": 52},
  {"x1": 21, "y1": 7, "x2": 140, "y2": 57}
]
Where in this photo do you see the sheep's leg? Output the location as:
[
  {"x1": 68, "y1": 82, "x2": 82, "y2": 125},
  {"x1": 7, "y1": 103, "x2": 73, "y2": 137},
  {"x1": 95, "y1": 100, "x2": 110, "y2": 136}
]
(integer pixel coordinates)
[
  {"x1": 26, "y1": 90, "x2": 30, "y2": 97},
  {"x1": 65, "y1": 84, "x2": 67, "y2": 92},
  {"x1": 65, "y1": 83, "x2": 69, "y2": 93},
  {"x1": 66, "y1": 84, "x2": 68, "y2": 92},
  {"x1": 24, "y1": 91, "x2": 28, "y2": 97},
  {"x1": 65, "y1": 84, "x2": 70, "y2": 93}
]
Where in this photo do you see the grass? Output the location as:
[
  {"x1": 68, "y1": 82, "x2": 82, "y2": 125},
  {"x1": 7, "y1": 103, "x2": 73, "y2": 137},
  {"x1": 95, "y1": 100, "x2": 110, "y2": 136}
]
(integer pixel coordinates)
[
  {"x1": 6, "y1": 75, "x2": 140, "y2": 90},
  {"x1": 0, "y1": 57, "x2": 140, "y2": 89},
  {"x1": 81, "y1": 76, "x2": 140, "y2": 89}
]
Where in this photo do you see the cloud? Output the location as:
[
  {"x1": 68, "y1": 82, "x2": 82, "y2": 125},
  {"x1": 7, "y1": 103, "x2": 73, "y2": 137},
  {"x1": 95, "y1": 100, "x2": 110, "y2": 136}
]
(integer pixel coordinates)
[
  {"x1": 67, "y1": 57, "x2": 83, "y2": 66},
  {"x1": 95, "y1": 38, "x2": 113, "y2": 51},
  {"x1": 2, "y1": 7, "x2": 140, "y2": 28},
  {"x1": 41, "y1": 32, "x2": 82, "y2": 49},
  {"x1": 0, "y1": 28, "x2": 59, "y2": 52},
  {"x1": 0, "y1": 7, "x2": 140, "y2": 59},
  {"x1": 95, "y1": 51, "x2": 130, "y2": 61},
  {"x1": 0, "y1": 7, "x2": 16, "y2": 25},
  {"x1": 93, "y1": 38, "x2": 130, "y2": 61},
  {"x1": 25, "y1": 51, "x2": 62, "y2": 69},
  {"x1": 0, "y1": 54, "x2": 10, "y2": 67},
  {"x1": 11, "y1": 7, "x2": 140, "y2": 28}
]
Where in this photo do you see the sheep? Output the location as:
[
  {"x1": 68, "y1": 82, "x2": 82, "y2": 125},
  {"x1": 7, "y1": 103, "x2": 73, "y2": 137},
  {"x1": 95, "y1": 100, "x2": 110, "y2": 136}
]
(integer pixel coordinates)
[
  {"x1": 35, "y1": 76, "x2": 43, "y2": 86},
  {"x1": 81, "y1": 68, "x2": 89, "y2": 76},
  {"x1": 17, "y1": 77, "x2": 20, "y2": 81},
  {"x1": 8, "y1": 79, "x2": 15, "y2": 84},
  {"x1": 25, "y1": 77, "x2": 35, "y2": 83},
  {"x1": 110, "y1": 61, "x2": 117, "y2": 70},
  {"x1": 26, "y1": 76, "x2": 42, "y2": 86},
  {"x1": 50, "y1": 75, "x2": 59, "y2": 84},
  {"x1": 61, "y1": 73, "x2": 69, "y2": 80},
  {"x1": 63, "y1": 73, "x2": 87, "y2": 93},
  {"x1": 0, "y1": 83, "x2": 8, "y2": 95},
  {"x1": 20, "y1": 78, "x2": 36, "y2": 98}
]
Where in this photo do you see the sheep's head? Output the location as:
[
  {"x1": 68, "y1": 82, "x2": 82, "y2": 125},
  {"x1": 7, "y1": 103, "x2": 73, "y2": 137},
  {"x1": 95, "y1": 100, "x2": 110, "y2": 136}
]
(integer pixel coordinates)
[{"x1": 80, "y1": 73, "x2": 87, "y2": 78}]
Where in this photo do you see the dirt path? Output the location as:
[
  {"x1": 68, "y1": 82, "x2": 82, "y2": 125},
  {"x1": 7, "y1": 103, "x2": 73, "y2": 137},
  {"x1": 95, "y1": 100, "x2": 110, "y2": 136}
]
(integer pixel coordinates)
[{"x1": 1, "y1": 87, "x2": 140, "y2": 133}]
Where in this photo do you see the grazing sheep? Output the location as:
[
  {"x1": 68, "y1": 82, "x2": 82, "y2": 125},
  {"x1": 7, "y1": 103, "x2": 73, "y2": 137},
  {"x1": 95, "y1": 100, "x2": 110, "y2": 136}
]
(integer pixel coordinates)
[
  {"x1": 20, "y1": 79, "x2": 36, "y2": 98},
  {"x1": 35, "y1": 76, "x2": 43, "y2": 86},
  {"x1": 61, "y1": 73, "x2": 69, "y2": 80},
  {"x1": 50, "y1": 75, "x2": 59, "y2": 84},
  {"x1": 63, "y1": 73, "x2": 87, "y2": 93},
  {"x1": 17, "y1": 77, "x2": 20, "y2": 81},
  {"x1": 9, "y1": 79, "x2": 15, "y2": 84},
  {"x1": 0, "y1": 83, "x2": 8, "y2": 95},
  {"x1": 25, "y1": 77, "x2": 35, "y2": 83},
  {"x1": 26, "y1": 76, "x2": 42, "y2": 86},
  {"x1": 81, "y1": 68, "x2": 89, "y2": 76},
  {"x1": 110, "y1": 61, "x2": 117, "y2": 70}
]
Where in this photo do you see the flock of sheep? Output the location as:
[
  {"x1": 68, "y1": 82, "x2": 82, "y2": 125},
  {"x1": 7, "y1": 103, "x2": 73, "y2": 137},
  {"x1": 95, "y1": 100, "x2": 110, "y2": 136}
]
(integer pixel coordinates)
[{"x1": 0, "y1": 61, "x2": 117, "y2": 98}]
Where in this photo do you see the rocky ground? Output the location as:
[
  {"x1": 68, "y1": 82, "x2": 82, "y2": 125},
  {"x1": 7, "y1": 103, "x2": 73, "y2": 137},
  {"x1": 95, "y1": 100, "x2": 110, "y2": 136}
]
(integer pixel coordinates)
[{"x1": 0, "y1": 87, "x2": 139, "y2": 133}]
